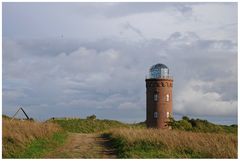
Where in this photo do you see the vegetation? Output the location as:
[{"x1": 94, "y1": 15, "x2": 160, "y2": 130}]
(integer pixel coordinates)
[
  {"x1": 86, "y1": 114, "x2": 97, "y2": 120},
  {"x1": 168, "y1": 116, "x2": 237, "y2": 134},
  {"x1": 2, "y1": 118, "x2": 67, "y2": 158},
  {"x1": 20, "y1": 132, "x2": 67, "y2": 158},
  {"x1": 49, "y1": 117, "x2": 131, "y2": 133},
  {"x1": 2, "y1": 114, "x2": 11, "y2": 120},
  {"x1": 3, "y1": 114, "x2": 237, "y2": 159},
  {"x1": 105, "y1": 128, "x2": 237, "y2": 158}
]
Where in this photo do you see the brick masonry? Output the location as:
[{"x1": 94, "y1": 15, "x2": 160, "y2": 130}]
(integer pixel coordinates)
[{"x1": 146, "y1": 78, "x2": 173, "y2": 129}]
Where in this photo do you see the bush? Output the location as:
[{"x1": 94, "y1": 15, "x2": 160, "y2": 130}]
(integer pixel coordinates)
[
  {"x1": 177, "y1": 120, "x2": 192, "y2": 131},
  {"x1": 171, "y1": 116, "x2": 237, "y2": 134},
  {"x1": 86, "y1": 115, "x2": 96, "y2": 120},
  {"x1": 182, "y1": 116, "x2": 190, "y2": 121},
  {"x1": 2, "y1": 115, "x2": 11, "y2": 119}
]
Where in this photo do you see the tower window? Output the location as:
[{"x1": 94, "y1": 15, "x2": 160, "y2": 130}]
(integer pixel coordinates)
[
  {"x1": 166, "y1": 94, "x2": 169, "y2": 102},
  {"x1": 167, "y1": 112, "x2": 170, "y2": 118},
  {"x1": 154, "y1": 93, "x2": 158, "y2": 101},
  {"x1": 154, "y1": 112, "x2": 158, "y2": 118}
]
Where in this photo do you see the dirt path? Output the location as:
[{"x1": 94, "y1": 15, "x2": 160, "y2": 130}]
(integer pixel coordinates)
[{"x1": 44, "y1": 133, "x2": 116, "y2": 158}]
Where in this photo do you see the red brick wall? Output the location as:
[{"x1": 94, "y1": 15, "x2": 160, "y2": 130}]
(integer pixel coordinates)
[{"x1": 146, "y1": 78, "x2": 173, "y2": 129}]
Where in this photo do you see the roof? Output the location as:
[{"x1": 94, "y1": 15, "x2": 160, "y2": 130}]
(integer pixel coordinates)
[{"x1": 150, "y1": 63, "x2": 168, "y2": 70}]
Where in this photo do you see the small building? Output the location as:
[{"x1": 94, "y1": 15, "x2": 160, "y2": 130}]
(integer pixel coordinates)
[{"x1": 145, "y1": 63, "x2": 173, "y2": 129}]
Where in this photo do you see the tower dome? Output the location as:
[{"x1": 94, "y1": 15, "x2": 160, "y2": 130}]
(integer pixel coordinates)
[{"x1": 149, "y1": 63, "x2": 169, "y2": 78}]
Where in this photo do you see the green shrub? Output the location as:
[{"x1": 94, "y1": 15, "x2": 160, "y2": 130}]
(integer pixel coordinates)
[
  {"x1": 182, "y1": 116, "x2": 190, "y2": 121},
  {"x1": 171, "y1": 116, "x2": 237, "y2": 134},
  {"x1": 86, "y1": 115, "x2": 96, "y2": 120},
  {"x1": 177, "y1": 120, "x2": 192, "y2": 131},
  {"x1": 2, "y1": 114, "x2": 11, "y2": 119}
]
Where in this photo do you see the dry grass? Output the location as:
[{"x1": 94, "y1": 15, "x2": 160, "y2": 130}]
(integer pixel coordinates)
[
  {"x1": 2, "y1": 119, "x2": 61, "y2": 158},
  {"x1": 108, "y1": 128, "x2": 237, "y2": 158}
]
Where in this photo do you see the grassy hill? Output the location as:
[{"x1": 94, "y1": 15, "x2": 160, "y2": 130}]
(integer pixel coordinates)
[
  {"x1": 46, "y1": 115, "x2": 237, "y2": 158},
  {"x1": 2, "y1": 114, "x2": 237, "y2": 158},
  {"x1": 49, "y1": 115, "x2": 237, "y2": 134},
  {"x1": 47, "y1": 115, "x2": 145, "y2": 133}
]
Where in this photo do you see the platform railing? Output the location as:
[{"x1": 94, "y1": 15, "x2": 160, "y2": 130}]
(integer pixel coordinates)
[{"x1": 145, "y1": 75, "x2": 173, "y2": 79}]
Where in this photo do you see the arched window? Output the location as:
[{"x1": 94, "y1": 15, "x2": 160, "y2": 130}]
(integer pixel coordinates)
[
  {"x1": 161, "y1": 82, "x2": 165, "y2": 87},
  {"x1": 167, "y1": 112, "x2": 170, "y2": 118},
  {"x1": 154, "y1": 93, "x2": 158, "y2": 101},
  {"x1": 166, "y1": 94, "x2": 169, "y2": 102}
]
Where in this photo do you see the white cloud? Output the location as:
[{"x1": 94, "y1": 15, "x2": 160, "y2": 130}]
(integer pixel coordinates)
[{"x1": 175, "y1": 79, "x2": 237, "y2": 117}]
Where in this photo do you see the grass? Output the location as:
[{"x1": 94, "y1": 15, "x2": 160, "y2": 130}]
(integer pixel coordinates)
[
  {"x1": 20, "y1": 132, "x2": 67, "y2": 158},
  {"x1": 2, "y1": 118, "x2": 67, "y2": 158},
  {"x1": 3, "y1": 115, "x2": 237, "y2": 159},
  {"x1": 49, "y1": 118, "x2": 135, "y2": 133},
  {"x1": 105, "y1": 128, "x2": 237, "y2": 158}
]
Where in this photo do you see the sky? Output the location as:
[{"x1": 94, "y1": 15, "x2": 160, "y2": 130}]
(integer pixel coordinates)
[{"x1": 2, "y1": 2, "x2": 238, "y2": 124}]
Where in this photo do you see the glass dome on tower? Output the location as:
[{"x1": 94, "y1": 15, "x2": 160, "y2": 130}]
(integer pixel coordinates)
[{"x1": 149, "y1": 63, "x2": 169, "y2": 78}]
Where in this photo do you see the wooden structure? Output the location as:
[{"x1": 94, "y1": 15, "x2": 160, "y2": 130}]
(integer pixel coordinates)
[{"x1": 11, "y1": 107, "x2": 30, "y2": 121}]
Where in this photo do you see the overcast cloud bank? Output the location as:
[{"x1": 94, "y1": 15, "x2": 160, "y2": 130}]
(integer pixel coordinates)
[{"x1": 3, "y1": 2, "x2": 237, "y2": 124}]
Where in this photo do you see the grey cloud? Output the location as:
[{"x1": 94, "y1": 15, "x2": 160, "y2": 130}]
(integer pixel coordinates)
[
  {"x1": 175, "y1": 5, "x2": 193, "y2": 17},
  {"x1": 3, "y1": 31, "x2": 237, "y2": 124},
  {"x1": 103, "y1": 3, "x2": 196, "y2": 18},
  {"x1": 122, "y1": 22, "x2": 146, "y2": 40},
  {"x1": 3, "y1": 3, "x2": 237, "y2": 43},
  {"x1": 3, "y1": 2, "x2": 237, "y2": 124}
]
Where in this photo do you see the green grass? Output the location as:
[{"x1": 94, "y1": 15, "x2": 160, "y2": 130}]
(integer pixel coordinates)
[
  {"x1": 49, "y1": 115, "x2": 237, "y2": 134},
  {"x1": 49, "y1": 118, "x2": 138, "y2": 133},
  {"x1": 126, "y1": 147, "x2": 205, "y2": 158},
  {"x1": 16, "y1": 132, "x2": 67, "y2": 158},
  {"x1": 117, "y1": 140, "x2": 207, "y2": 158},
  {"x1": 103, "y1": 133, "x2": 180, "y2": 158},
  {"x1": 103, "y1": 129, "x2": 237, "y2": 158}
]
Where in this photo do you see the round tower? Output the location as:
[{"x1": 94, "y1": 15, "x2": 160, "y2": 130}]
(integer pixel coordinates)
[{"x1": 145, "y1": 63, "x2": 173, "y2": 129}]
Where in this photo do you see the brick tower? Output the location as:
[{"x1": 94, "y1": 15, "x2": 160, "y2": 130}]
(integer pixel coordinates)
[{"x1": 145, "y1": 63, "x2": 173, "y2": 129}]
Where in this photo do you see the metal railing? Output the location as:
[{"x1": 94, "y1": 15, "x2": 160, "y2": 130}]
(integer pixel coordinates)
[{"x1": 145, "y1": 75, "x2": 173, "y2": 79}]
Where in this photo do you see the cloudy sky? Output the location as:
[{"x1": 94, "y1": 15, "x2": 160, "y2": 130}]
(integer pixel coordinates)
[{"x1": 3, "y1": 2, "x2": 238, "y2": 124}]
